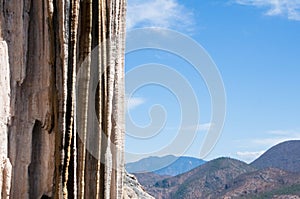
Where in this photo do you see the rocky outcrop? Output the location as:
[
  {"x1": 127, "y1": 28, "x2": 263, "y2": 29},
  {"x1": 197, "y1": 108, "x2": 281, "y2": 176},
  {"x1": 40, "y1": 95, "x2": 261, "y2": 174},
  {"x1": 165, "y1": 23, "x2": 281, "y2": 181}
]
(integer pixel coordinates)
[
  {"x1": 0, "y1": 0, "x2": 126, "y2": 198},
  {"x1": 123, "y1": 172, "x2": 155, "y2": 199}
]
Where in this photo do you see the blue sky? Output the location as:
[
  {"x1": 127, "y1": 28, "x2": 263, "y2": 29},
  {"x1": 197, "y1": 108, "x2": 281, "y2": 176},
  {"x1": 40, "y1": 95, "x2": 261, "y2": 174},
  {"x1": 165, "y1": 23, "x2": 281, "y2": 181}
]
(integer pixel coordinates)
[{"x1": 125, "y1": 0, "x2": 300, "y2": 163}]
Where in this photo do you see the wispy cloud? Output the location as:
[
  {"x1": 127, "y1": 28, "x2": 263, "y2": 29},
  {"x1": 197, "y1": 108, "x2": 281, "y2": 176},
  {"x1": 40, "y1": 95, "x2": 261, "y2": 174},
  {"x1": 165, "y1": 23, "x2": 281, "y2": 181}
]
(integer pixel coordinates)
[
  {"x1": 267, "y1": 129, "x2": 299, "y2": 136},
  {"x1": 126, "y1": 0, "x2": 194, "y2": 30},
  {"x1": 253, "y1": 136, "x2": 300, "y2": 146},
  {"x1": 183, "y1": 123, "x2": 214, "y2": 132},
  {"x1": 126, "y1": 97, "x2": 146, "y2": 110},
  {"x1": 234, "y1": 129, "x2": 300, "y2": 162},
  {"x1": 236, "y1": 150, "x2": 265, "y2": 162},
  {"x1": 235, "y1": 0, "x2": 300, "y2": 21},
  {"x1": 252, "y1": 129, "x2": 300, "y2": 147}
]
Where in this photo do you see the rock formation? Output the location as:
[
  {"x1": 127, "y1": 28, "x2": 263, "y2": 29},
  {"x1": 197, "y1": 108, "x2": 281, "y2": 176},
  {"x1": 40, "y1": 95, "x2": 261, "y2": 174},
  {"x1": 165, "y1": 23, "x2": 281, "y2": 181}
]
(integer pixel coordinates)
[
  {"x1": 0, "y1": 0, "x2": 126, "y2": 198},
  {"x1": 122, "y1": 172, "x2": 155, "y2": 199}
]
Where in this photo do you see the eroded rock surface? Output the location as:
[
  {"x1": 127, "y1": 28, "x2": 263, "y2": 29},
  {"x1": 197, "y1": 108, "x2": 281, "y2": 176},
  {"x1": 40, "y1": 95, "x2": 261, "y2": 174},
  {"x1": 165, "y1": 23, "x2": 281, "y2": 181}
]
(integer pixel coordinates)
[{"x1": 123, "y1": 172, "x2": 155, "y2": 199}]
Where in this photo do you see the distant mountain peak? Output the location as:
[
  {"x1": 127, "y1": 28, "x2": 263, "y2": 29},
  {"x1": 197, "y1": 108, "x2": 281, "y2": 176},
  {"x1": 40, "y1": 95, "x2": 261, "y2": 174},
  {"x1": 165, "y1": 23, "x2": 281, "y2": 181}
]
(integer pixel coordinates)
[
  {"x1": 146, "y1": 157, "x2": 256, "y2": 198},
  {"x1": 251, "y1": 140, "x2": 300, "y2": 173},
  {"x1": 126, "y1": 155, "x2": 205, "y2": 176}
]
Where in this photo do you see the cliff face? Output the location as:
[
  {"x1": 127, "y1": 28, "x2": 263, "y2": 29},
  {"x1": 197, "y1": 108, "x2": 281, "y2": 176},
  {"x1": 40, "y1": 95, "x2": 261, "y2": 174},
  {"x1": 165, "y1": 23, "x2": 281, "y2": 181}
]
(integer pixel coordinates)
[{"x1": 0, "y1": 0, "x2": 126, "y2": 198}]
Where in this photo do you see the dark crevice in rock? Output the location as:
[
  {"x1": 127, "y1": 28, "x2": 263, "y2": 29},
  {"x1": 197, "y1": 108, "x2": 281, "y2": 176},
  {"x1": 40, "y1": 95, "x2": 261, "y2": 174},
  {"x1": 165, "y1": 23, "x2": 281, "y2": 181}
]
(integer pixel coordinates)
[
  {"x1": 41, "y1": 194, "x2": 52, "y2": 199},
  {"x1": 29, "y1": 120, "x2": 43, "y2": 199}
]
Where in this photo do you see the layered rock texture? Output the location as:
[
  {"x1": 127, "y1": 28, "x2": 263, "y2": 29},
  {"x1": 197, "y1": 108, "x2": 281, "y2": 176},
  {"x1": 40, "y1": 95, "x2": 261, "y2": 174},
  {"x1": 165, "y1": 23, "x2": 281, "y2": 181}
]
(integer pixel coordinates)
[{"x1": 0, "y1": 0, "x2": 126, "y2": 198}]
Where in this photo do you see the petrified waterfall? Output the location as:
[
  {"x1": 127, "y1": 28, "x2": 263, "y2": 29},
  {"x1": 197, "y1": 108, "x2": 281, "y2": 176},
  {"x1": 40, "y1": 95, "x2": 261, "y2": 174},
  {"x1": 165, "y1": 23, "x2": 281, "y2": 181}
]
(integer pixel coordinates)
[{"x1": 0, "y1": 0, "x2": 126, "y2": 198}]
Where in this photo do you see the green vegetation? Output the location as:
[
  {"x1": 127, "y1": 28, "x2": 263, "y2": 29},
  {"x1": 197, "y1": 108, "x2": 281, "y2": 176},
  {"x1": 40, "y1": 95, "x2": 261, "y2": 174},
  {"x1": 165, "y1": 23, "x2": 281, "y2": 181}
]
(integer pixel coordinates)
[{"x1": 252, "y1": 183, "x2": 300, "y2": 199}]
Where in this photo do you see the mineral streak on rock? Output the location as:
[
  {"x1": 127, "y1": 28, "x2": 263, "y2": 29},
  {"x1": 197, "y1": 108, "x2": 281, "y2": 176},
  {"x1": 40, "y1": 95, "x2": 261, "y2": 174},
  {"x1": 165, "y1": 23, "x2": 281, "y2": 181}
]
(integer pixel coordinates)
[{"x1": 0, "y1": 41, "x2": 12, "y2": 199}]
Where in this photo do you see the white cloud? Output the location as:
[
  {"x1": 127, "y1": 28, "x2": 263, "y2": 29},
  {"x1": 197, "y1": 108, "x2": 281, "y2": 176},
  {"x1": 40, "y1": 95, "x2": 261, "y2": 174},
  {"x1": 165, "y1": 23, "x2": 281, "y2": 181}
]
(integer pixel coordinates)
[
  {"x1": 234, "y1": 129, "x2": 300, "y2": 162},
  {"x1": 236, "y1": 150, "x2": 265, "y2": 162},
  {"x1": 184, "y1": 123, "x2": 214, "y2": 132},
  {"x1": 196, "y1": 123, "x2": 214, "y2": 131},
  {"x1": 267, "y1": 129, "x2": 299, "y2": 136},
  {"x1": 235, "y1": 0, "x2": 300, "y2": 21},
  {"x1": 126, "y1": 0, "x2": 194, "y2": 30},
  {"x1": 126, "y1": 97, "x2": 146, "y2": 110}
]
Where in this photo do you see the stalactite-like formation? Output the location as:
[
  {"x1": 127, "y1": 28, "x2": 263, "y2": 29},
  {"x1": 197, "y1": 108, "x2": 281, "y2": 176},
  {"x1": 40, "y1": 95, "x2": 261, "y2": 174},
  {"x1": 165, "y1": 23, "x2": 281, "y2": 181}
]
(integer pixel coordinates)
[
  {"x1": 0, "y1": 0, "x2": 126, "y2": 198},
  {"x1": 0, "y1": 41, "x2": 12, "y2": 199}
]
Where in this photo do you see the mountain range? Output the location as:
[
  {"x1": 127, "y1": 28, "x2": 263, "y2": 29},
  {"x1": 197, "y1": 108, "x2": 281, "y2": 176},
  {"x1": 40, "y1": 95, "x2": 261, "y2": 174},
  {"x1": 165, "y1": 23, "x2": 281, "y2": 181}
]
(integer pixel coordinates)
[
  {"x1": 129, "y1": 140, "x2": 300, "y2": 199},
  {"x1": 126, "y1": 155, "x2": 206, "y2": 176}
]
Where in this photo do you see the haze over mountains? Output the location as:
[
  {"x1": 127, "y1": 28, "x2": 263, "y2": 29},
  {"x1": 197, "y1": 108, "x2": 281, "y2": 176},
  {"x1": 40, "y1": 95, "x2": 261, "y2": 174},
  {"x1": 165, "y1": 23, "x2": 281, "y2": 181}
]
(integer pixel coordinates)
[{"x1": 128, "y1": 140, "x2": 300, "y2": 198}]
